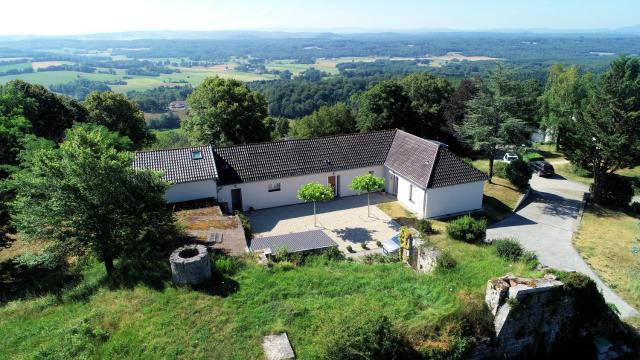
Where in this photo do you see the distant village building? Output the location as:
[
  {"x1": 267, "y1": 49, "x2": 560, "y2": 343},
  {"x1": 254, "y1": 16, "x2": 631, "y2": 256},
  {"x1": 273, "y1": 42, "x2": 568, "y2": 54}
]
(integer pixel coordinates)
[{"x1": 168, "y1": 100, "x2": 187, "y2": 112}]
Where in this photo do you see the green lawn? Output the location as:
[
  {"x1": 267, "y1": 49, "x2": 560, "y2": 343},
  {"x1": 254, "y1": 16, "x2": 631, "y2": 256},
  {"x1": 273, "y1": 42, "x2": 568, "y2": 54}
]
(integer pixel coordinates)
[
  {"x1": 0, "y1": 225, "x2": 539, "y2": 359},
  {"x1": 468, "y1": 159, "x2": 525, "y2": 223}
]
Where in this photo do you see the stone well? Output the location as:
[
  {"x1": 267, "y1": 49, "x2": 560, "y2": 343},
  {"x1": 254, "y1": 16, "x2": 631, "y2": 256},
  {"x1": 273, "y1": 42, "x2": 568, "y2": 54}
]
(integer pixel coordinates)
[{"x1": 170, "y1": 244, "x2": 212, "y2": 285}]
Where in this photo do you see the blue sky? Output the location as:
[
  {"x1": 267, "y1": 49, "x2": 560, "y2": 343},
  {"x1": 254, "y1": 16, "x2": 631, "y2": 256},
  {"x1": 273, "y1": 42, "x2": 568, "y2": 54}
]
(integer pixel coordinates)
[{"x1": 2, "y1": 0, "x2": 639, "y2": 35}]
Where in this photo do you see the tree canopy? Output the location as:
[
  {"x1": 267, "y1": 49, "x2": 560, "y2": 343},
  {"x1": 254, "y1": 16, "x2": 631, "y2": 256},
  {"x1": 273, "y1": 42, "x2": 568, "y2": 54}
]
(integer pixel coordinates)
[
  {"x1": 350, "y1": 173, "x2": 385, "y2": 217},
  {"x1": 539, "y1": 64, "x2": 590, "y2": 149},
  {"x1": 4, "y1": 79, "x2": 87, "y2": 142},
  {"x1": 291, "y1": 102, "x2": 356, "y2": 138},
  {"x1": 399, "y1": 72, "x2": 453, "y2": 139},
  {"x1": 10, "y1": 124, "x2": 174, "y2": 276},
  {"x1": 563, "y1": 56, "x2": 640, "y2": 203},
  {"x1": 456, "y1": 67, "x2": 529, "y2": 181},
  {"x1": 182, "y1": 76, "x2": 270, "y2": 146},
  {"x1": 84, "y1": 91, "x2": 152, "y2": 150},
  {"x1": 297, "y1": 182, "x2": 334, "y2": 226},
  {"x1": 355, "y1": 81, "x2": 415, "y2": 133}
]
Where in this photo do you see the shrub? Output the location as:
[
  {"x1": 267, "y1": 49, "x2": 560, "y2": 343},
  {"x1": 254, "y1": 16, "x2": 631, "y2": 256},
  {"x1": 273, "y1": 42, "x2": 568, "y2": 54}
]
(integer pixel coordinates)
[
  {"x1": 521, "y1": 250, "x2": 539, "y2": 269},
  {"x1": 416, "y1": 219, "x2": 434, "y2": 235},
  {"x1": 360, "y1": 242, "x2": 368, "y2": 250},
  {"x1": 235, "y1": 211, "x2": 253, "y2": 240},
  {"x1": 376, "y1": 240, "x2": 383, "y2": 247},
  {"x1": 557, "y1": 271, "x2": 608, "y2": 320},
  {"x1": 493, "y1": 161, "x2": 508, "y2": 178},
  {"x1": 436, "y1": 250, "x2": 457, "y2": 270},
  {"x1": 346, "y1": 245, "x2": 353, "y2": 253},
  {"x1": 273, "y1": 261, "x2": 295, "y2": 271},
  {"x1": 591, "y1": 173, "x2": 633, "y2": 207},
  {"x1": 323, "y1": 246, "x2": 345, "y2": 261},
  {"x1": 447, "y1": 215, "x2": 486, "y2": 243},
  {"x1": 273, "y1": 246, "x2": 289, "y2": 262},
  {"x1": 363, "y1": 253, "x2": 400, "y2": 264},
  {"x1": 505, "y1": 159, "x2": 532, "y2": 189},
  {"x1": 494, "y1": 238, "x2": 524, "y2": 260}
]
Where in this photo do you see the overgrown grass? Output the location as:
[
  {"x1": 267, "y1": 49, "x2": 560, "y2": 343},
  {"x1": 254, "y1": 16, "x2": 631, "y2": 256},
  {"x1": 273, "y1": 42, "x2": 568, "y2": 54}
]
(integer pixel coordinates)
[
  {"x1": 573, "y1": 204, "x2": 640, "y2": 315},
  {"x1": 0, "y1": 231, "x2": 540, "y2": 359}
]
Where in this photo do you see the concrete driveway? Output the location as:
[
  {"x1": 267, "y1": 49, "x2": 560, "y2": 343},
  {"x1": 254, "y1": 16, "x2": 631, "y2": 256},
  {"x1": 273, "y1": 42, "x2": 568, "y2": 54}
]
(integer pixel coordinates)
[
  {"x1": 249, "y1": 193, "x2": 401, "y2": 253},
  {"x1": 487, "y1": 175, "x2": 639, "y2": 318}
]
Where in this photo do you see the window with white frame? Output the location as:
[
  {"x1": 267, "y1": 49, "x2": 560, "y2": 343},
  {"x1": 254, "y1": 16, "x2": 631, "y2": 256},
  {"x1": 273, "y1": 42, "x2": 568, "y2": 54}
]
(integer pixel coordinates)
[
  {"x1": 268, "y1": 183, "x2": 281, "y2": 192},
  {"x1": 409, "y1": 184, "x2": 414, "y2": 202}
]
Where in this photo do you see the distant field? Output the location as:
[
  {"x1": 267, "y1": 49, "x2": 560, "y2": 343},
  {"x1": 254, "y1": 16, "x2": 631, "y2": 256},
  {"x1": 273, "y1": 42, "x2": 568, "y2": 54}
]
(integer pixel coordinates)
[
  {"x1": 0, "y1": 66, "x2": 276, "y2": 92},
  {"x1": 31, "y1": 61, "x2": 72, "y2": 70},
  {"x1": 426, "y1": 52, "x2": 503, "y2": 67},
  {"x1": 266, "y1": 59, "x2": 340, "y2": 75},
  {"x1": 0, "y1": 61, "x2": 32, "y2": 72}
]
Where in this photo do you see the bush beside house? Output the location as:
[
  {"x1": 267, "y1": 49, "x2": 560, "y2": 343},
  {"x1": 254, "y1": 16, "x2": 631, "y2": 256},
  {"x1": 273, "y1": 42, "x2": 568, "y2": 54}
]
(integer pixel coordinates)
[{"x1": 447, "y1": 215, "x2": 487, "y2": 243}]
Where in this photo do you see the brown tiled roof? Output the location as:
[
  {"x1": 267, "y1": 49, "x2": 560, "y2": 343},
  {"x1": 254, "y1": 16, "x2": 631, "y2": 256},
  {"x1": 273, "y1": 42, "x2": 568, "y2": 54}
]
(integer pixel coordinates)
[
  {"x1": 428, "y1": 147, "x2": 488, "y2": 188},
  {"x1": 132, "y1": 145, "x2": 217, "y2": 183},
  {"x1": 212, "y1": 130, "x2": 396, "y2": 185},
  {"x1": 384, "y1": 130, "x2": 440, "y2": 186},
  {"x1": 385, "y1": 130, "x2": 486, "y2": 188},
  {"x1": 133, "y1": 129, "x2": 486, "y2": 188}
]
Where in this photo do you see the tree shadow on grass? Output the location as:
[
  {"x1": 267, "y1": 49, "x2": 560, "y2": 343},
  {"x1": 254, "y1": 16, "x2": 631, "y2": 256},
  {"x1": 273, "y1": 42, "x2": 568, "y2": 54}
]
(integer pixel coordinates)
[{"x1": 0, "y1": 260, "x2": 81, "y2": 304}]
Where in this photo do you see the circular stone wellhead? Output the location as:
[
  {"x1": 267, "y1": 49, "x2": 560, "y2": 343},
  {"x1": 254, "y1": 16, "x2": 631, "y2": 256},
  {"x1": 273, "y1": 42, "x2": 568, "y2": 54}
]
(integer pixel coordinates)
[{"x1": 169, "y1": 244, "x2": 212, "y2": 285}]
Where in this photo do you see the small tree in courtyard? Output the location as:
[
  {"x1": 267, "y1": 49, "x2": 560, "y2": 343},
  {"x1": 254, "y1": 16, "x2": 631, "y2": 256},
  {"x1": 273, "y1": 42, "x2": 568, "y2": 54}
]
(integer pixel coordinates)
[
  {"x1": 297, "y1": 182, "x2": 334, "y2": 227},
  {"x1": 350, "y1": 173, "x2": 385, "y2": 217}
]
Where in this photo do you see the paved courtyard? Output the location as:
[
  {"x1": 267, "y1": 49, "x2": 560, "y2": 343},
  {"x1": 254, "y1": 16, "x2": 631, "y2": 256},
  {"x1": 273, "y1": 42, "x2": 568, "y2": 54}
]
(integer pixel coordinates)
[{"x1": 249, "y1": 193, "x2": 401, "y2": 253}]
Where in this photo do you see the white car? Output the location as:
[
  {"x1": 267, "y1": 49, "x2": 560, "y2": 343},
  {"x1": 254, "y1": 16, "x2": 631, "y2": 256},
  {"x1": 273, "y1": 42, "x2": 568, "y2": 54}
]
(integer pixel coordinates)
[{"x1": 502, "y1": 153, "x2": 519, "y2": 163}]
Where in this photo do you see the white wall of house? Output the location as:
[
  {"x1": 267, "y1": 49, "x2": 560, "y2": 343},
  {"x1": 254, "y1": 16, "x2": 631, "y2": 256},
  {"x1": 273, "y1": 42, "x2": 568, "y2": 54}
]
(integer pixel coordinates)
[
  {"x1": 165, "y1": 180, "x2": 217, "y2": 203},
  {"x1": 424, "y1": 180, "x2": 484, "y2": 218},
  {"x1": 393, "y1": 173, "x2": 427, "y2": 218},
  {"x1": 217, "y1": 166, "x2": 385, "y2": 212}
]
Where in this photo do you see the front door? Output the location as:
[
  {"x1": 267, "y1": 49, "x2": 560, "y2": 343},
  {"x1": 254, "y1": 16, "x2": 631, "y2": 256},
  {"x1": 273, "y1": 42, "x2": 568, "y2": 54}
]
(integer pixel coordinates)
[
  {"x1": 389, "y1": 174, "x2": 399, "y2": 195},
  {"x1": 231, "y1": 188, "x2": 243, "y2": 212},
  {"x1": 328, "y1": 175, "x2": 339, "y2": 197}
]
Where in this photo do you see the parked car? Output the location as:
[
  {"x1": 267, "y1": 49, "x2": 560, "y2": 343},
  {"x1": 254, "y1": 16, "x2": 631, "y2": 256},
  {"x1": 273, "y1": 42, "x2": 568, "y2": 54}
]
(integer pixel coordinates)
[
  {"x1": 502, "y1": 153, "x2": 519, "y2": 163},
  {"x1": 530, "y1": 160, "x2": 555, "y2": 177}
]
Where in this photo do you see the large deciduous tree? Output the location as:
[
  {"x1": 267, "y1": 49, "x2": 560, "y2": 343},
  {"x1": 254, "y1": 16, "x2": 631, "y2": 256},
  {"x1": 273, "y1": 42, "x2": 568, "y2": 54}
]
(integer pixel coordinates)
[
  {"x1": 456, "y1": 67, "x2": 529, "y2": 182},
  {"x1": 5, "y1": 80, "x2": 86, "y2": 142},
  {"x1": 563, "y1": 56, "x2": 640, "y2": 203},
  {"x1": 355, "y1": 81, "x2": 415, "y2": 133},
  {"x1": 182, "y1": 76, "x2": 269, "y2": 146},
  {"x1": 84, "y1": 91, "x2": 153, "y2": 150},
  {"x1": 10, "y1": 124, "x2": 174, "y2": 276},
  {"x1": 297, "y1": 182, "x2": 334, "y2": 227},
  {"x1": 399, "y1": 72, "x2": 453, "y2": 139},
  {"x1": 292, "y1": 102, "x2": 356, "y2": 138},
  {"x1": 349, "y1": 174, "x2": 385, "y2": 217},
  {"x1": 539, "y1": 64, "x2": 590, "y2": 150}
]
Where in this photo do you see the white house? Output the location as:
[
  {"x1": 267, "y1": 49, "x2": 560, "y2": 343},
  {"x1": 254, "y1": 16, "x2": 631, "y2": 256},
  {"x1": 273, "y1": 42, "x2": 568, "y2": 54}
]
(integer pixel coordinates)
[{"x1": 133, "y1": 129, "x2": 487, "y2": 219}]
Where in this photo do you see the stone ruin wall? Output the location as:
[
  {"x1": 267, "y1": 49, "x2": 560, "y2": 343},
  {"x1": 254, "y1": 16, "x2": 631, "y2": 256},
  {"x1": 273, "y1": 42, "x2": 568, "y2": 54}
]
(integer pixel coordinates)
[{"x1": 470, "y1": 275, "x2": 576, "y2": 359}]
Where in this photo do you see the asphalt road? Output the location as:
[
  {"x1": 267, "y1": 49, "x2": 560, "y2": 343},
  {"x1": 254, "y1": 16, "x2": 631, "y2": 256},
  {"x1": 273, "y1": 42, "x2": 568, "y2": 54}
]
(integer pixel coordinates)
[{"x1": 487, "y1": 174, "x2": 639, "y2": 319}]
